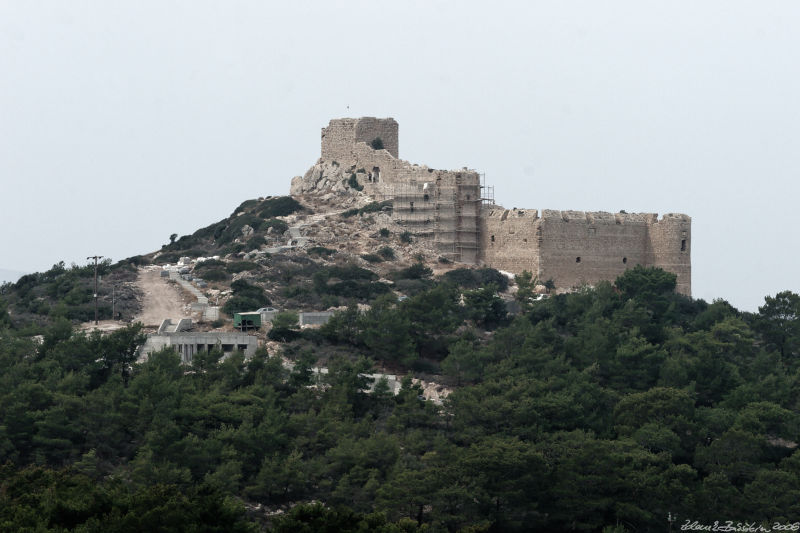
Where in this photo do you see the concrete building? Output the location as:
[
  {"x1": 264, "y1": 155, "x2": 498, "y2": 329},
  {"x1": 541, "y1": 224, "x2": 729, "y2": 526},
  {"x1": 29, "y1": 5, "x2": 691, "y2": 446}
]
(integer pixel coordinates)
[{"x1": 139, "y1": 329, "x2": 258, "y2": 364}]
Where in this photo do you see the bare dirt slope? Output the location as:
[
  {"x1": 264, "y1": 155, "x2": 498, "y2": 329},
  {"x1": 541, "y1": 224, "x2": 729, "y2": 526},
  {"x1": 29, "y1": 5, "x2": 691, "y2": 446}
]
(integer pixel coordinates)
[{"x1": 134, "y1": 267, "x2": 191, "y2": 327}]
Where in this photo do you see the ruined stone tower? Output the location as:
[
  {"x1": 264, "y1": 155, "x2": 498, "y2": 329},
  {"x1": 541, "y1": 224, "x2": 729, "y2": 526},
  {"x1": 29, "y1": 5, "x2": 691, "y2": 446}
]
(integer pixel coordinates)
[{"x1": 308, "y1": 117, "x2": 691, "y2": 295}]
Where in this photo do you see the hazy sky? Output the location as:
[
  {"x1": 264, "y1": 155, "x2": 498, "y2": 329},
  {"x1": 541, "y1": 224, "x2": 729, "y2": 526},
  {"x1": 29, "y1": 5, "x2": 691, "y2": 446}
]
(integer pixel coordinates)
[{"x1": 2, "y1": 1, "x2": 798, "y2": 311}]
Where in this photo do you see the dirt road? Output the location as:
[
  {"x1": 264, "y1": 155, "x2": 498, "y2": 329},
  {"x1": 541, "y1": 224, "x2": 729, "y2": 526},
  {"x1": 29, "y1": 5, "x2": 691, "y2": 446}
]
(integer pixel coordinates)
[{"x1": 133, "y1": 268, "x2": 191, "y2": 327}]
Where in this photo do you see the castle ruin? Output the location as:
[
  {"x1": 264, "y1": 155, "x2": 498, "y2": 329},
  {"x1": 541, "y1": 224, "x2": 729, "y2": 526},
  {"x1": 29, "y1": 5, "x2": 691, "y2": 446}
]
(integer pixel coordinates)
[{"x1": 307, "y1": 117, "x2": 691, "y2": 295}]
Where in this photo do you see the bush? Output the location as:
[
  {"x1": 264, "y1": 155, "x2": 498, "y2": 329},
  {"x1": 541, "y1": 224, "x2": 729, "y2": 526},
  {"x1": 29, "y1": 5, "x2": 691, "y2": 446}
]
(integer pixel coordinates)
[
  {"x1": 260, "y1": 218, "x2": 289, "y2": 234},
  {"x1": 226, "y1": 261, "x2": 259, "y2": 274},
  {"x1": 379, "y1": 228, "x2": 390, "y2": 238},
  {"x1": 268, "y1": 311, "x2": 300, "y2": 342},
  {"x1": 233, "y1": 198, "x2": 259, "y2": 214},
  {"x1": 370, "y1": 137, "x2": 384, "y2": 150},
  {"x1": 347, "y1": 174, "x2": 363, "y2": 191},
  {"x1": 399, "y1": 231, "x2": 412, "y2": 244},
  {"x1": 389, "y1": 263, "x2": 432, "y2": 281},
  {"x1": 194, "y1": 259, "x2": 225, "y2": 271},
  {"x1": 202, "y1": 269, "x2": 229, "y2": 282},
  {"x1": 326, "y1": 280, "x2": 391, "y2": 299},
  {"x1": 222, "y1": 296, "x2": 263, "y2": 316},
  {"x1": 441, "y1": 267, "x2": 509, "y2": 291},
  {"x1": 361, "y1": 254, "x2": 383, "y2": 263},
  {"x1": 248, "y1": 235, "x2": 267, "y2": 249},
  {"x1": 378, "y1": 246, "x2": 395, "y2": 260},
  {"x1": 340, "y1": 201, "x2": 392, "y2": 218},
  {"x1": 308, "y1": 246, "x2": 336, "y2": 257},
  {"x1": 257, "y1": 196, "x2": 303, "y2": 218},
  {"x1": 221, "y1": 243, "x2": 246, "y2": 255},
  {"x1": 119, "y1": 255, "x2": 149, "y2": 267},
  {"x1": 326, "y1": 265, "x2": 378, "y2": 281},
  {"x1": 230, "y1": 279, "x2": 268, "y2": 300}
]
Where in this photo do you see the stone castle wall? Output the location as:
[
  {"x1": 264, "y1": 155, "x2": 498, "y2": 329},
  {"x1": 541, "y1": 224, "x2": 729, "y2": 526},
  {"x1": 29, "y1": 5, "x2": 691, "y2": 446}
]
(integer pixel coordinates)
[
  {"x1": 313, "y1": 117, "x2": 691, "y2": 295},
  {"x1": 479, "y1": 208, "x2": 542, "y2": 275},
  {"x1": 647, "y1": 213, "x2": 692, "y2": 295},
  {"x1": 321, "y1": 118, "x2": 399, "y2": 160},
  {"x1": 480, "y1": 209, "x2": 691, "y2": 294}
]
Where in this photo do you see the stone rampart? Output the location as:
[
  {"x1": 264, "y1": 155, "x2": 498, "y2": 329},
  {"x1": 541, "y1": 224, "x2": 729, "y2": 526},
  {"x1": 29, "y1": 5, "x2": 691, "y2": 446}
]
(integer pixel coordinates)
[
  {"x1": 479, "y1": 209, "x2": 691, "y2": 295},
  {"x1": 537, "y1": 211, "x2": 653, "y2": 290},
  {"x1": 479, "y1": 209, "x2": 541, "y2": 274}
]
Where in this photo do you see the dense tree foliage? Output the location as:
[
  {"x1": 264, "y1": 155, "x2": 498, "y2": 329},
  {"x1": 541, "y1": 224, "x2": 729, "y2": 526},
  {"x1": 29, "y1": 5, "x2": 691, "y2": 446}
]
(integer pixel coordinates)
[{"x1": 2, "y1": 266, "x2": 800, "y2": 531}]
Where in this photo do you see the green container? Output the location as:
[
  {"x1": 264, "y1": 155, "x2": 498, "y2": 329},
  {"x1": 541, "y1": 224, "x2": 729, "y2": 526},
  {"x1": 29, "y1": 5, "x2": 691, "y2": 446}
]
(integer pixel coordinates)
[{"x1": 233, "y1": 312, "x2": 262, "y2": 330}]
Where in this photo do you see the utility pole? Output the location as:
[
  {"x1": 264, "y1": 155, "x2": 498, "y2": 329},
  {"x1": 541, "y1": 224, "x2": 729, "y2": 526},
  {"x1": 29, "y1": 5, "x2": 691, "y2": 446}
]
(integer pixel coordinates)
[{"x1": 87, "y1": 255, "x2": 103, "y2": 325}]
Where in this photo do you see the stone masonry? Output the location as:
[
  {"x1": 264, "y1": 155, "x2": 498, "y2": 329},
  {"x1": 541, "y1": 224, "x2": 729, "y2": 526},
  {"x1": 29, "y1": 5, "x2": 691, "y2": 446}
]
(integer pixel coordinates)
[{"x1": 306, "y1": 117, "x2": 691, "y2": 295}]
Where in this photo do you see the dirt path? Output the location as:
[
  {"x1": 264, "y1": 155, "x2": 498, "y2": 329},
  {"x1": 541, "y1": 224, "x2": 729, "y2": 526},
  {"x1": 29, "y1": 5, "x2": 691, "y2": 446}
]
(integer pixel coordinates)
[{"x1": 133, "y1": 267, "x2": 191, "y2": 327}]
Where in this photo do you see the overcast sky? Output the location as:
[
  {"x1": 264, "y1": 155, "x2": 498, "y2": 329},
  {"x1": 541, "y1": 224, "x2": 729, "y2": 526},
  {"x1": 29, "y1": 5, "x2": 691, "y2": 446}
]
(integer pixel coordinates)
[{"x1": 2, "y1": 1, "x2": 798, "y2": 311}]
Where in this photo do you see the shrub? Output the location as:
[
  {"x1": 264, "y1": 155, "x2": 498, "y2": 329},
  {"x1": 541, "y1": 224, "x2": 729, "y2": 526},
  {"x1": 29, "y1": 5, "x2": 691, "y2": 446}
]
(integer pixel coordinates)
[
  {"x1": 400, "y1": 231, "x2": 412, "y2": 244},
  {"x1": 308, "y1": 246, "x2": 336, "y2": 257},
  {"x1": 194, "y1": 259, "x2": 225, "y2": 271},
  {"x1": 260, "y1": 218, "x2": 289, "y2": 234},
  {"x1": 222, "y1": 296, "x2": 264, "y2": 316},
  {"x1": 192, "y1": 219, "x2": 227, "y2": 241},
  {"x1": 226, "y1": 261, "x2": 259, "y2": 274},
  {"x1": 230, "y1": 279, "x2": 268, "y2": 300},
  {"x1": 378, "y1": 246, "x2": 395, "y2": 260},
  {"x1": 379, "y1": 228, "x2": 390, "y2": 238},
  {"x1": 233, "y1": 198, "x2": 259, "y2": 214},
  {"x1": 340, "y1": 201, "x2": 392, "y2": 218},
  {"x1": 248, "y1": 235, "x2": 267, "y2": 249},
  {"x1": 361, "y1": 201, "x2": 391, "y2": 214},
  {"x1": 389, "y1": 263, "x2": 432, "y2": 281},
  {"x1": 257, "y1": 196, "x2": 303, "y2": 218},
  {"x1": 217, "y1": 214, "x2": 261, "y2": 245},
  {"x1": 202, "y1": 269, "x2": 229, "y2": 282},
  {"x1": 370, "y1": 137, "x2": 384, "y2": 150},
  {"x1": 347, "y1": 173, "x2": 363, "y2": 191},
  {"x1": 222, "y1": 243, "x2": 245, "y2": 255},
  {"x1": 268, "y1": 311, "x2": 300, "y2": 342},
  {"x1": 326, "y1": 265, "x2": 378, "y2": 281},
  {"x1": 362, "y1": 254, "x2": 383, "y2": 263},
  {"x1": 119, "y1": 255, "x2": 149, "y2": 267}
]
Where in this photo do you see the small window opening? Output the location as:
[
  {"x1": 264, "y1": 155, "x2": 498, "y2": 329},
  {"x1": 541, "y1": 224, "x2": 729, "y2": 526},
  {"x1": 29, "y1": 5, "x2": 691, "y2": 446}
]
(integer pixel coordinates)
[
  {"x1": 423, "y1": 194, "x2": 429, "y2": 201},
  {"x1": 523, "y1": 238, "x2": 527, "y2": 243},
  {"x1": 372, "y1": 166, "x2": 380, "y2": 182},
  {"x1": 622, "y1": 257, "x2": 627, "y2": 264},
  {"x1": 576, "y1": 257, "x2": 581, "y2": 263},
  {"x1": 466, "y1": 194, "x2": 471, "y2": 200},
  {"x1": 681, "y1": 239, "x2": 686, "y2": 251},
  {"x1": 409, "y1": 201, "x2": 414, "y2": 213},
  {"x1": 490, "y1": 235, "x2": 495, "y2": 243}
]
